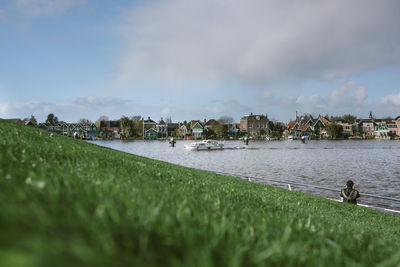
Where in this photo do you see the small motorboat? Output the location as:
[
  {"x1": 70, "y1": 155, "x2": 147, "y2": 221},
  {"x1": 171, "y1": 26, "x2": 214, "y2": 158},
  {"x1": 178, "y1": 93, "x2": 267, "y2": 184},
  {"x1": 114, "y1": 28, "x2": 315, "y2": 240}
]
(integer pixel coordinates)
[
  {"x1": 287, "y1": 135, "x2": 294, "y2": 141},
  {"x1": 184, "y1": 140, "x2": 224, "y2": 150}
]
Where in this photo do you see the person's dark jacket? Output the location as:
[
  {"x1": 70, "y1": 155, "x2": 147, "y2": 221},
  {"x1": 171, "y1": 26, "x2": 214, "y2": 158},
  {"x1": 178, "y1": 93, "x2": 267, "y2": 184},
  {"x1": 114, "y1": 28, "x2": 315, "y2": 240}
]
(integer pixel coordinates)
[{"x1": 340, "y1": 188, "x2": 360, "y2": 205}]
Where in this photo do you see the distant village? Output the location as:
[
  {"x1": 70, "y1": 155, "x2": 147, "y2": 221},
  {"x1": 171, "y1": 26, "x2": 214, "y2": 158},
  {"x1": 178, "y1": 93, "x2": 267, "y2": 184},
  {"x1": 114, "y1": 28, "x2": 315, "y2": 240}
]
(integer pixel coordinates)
[{"x1": 7, "y1": 111, "x2": 400, "y2": 140}]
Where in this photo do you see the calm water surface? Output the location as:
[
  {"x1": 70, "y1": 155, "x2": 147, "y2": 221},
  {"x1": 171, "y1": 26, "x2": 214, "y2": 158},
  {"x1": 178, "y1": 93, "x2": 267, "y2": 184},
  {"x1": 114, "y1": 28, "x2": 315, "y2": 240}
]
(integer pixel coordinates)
[{"x1": 89, "y1": 139, "x2": 400, "y2": 210}]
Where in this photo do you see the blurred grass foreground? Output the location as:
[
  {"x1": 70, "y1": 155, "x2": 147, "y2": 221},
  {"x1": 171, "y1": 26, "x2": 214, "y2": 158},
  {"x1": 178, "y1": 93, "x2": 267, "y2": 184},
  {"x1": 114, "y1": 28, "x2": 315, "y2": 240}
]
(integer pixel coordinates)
[{"x1": 0, "y1": 119, "x2": 399, "y2": 267}]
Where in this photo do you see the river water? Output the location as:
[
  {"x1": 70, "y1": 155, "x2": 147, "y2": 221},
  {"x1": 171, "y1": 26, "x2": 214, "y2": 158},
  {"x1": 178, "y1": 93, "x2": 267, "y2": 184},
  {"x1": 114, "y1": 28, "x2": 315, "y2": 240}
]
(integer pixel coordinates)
[{"x1": 89, "y1": 139, "x2": 400, "y2": 211}]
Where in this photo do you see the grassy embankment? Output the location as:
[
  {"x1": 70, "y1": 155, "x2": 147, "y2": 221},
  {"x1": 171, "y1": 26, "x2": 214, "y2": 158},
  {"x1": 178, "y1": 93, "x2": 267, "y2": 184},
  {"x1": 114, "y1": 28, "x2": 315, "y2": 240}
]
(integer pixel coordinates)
[{"x1": 1, "y1": 119, "x2": 399, "y2": 267}]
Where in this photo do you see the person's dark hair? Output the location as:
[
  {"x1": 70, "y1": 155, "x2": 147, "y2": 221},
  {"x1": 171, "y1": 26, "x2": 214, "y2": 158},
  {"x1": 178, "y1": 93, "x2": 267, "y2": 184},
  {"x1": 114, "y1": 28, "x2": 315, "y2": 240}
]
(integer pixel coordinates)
[{"x1": 346, "y1": 180, "x2": 354, "y2": 188}]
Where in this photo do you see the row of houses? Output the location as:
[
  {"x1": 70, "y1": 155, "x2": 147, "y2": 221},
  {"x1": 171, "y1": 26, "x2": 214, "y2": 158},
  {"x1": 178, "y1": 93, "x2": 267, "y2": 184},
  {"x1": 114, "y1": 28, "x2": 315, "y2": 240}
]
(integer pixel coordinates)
[
  {"x1": 37, "y1": 122, "x2": 99, "y2": 138},
  {"x1": 285, "y1": 112, "x2": 400, "y2": 139},
  {"x1": 31, "y1": 117, "x2": 239, "y2": 139},
  {"x1": 142, "y1": 117, "x2": 241, "y2": 139},
  {"x1": 11, "y1": 112, "x2": 400, "y2": 140}
]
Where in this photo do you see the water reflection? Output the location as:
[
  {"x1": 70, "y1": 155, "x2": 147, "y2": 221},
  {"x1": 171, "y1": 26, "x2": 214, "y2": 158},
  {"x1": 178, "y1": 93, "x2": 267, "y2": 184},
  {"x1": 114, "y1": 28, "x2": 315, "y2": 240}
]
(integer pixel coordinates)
[{"x1": 89, "y1": 139, "x2": 400, "y2": 210}]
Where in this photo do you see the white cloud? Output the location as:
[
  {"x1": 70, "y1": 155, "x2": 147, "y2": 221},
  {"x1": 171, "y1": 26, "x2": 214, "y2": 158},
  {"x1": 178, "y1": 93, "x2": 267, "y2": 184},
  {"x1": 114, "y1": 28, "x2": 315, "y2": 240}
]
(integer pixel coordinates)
[
  {"x1": 0, "y1": 96, "x2": 134, "y2": 123},
  {"x1": 354, "y1": 87, "x2": 368, "y2": 104},
  {"x1": 296, "y1": 94, "x2": 322, "y2": 107},
  {"x1": 161, "y1": 108, "x2": 170, "y2": 116},
  {"x1": 258, "y1": 81, "x2": 374, "y2": 119},
  {"x1": 117, "y1": 0, "x2": 400, "y2": 88},
  {"x1": 329, "y1": 81, "x2": 368, "y2": 106},
  {"x1": 380, "y1": 92, "x2": 400, "y2": 106},
  {"x1": 0, "y1": 103, "x2": 9, "y2": 115},
  {"x1": 372, "y1": 91, "x2": 400, "y2": 118},
  {"x1": 167, "y1": 98, "x2": 251, "y2": 121}
]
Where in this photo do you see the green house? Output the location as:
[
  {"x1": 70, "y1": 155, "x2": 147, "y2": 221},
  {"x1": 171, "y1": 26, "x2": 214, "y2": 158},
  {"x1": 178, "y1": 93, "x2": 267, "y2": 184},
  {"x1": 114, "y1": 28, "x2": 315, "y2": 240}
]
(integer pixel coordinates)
[
  {"x1": 191, "y1": 121, "x2": 203, "y2": 138},
  {"x1": 228, "y1": 123, "x2": 240, "y2": 137},
  {"x1": 145, "y1": 128, "x2": 158, "y2": 139},
  {"x1": 86, "y1": 124, "x2": 98, "y2": 138}
]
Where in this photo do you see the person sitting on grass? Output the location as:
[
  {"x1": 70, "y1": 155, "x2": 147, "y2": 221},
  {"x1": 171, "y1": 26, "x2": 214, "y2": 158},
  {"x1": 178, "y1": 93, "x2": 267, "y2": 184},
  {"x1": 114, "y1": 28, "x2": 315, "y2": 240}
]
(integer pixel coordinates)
[{"x1": 340, "y1": 180, "x2": 360, "y2": 205}]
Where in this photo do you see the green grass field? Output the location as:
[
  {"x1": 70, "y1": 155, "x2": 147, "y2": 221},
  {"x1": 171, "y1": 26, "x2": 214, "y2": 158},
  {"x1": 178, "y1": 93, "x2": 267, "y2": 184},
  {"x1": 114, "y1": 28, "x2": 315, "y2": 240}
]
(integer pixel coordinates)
[{"x1": 1, "y1": 119, "x2": 399, "y2": 267}]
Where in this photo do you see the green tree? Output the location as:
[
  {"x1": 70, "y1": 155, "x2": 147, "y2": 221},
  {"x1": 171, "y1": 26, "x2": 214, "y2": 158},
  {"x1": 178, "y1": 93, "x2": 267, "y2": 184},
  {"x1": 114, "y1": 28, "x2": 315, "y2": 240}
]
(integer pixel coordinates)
[
  {"x1": 30, "y1": 115, "x2": 37, "y2": 125},
  {"x1": 131, "y1": 116, "x2": 143, "y2": 136},
  {"x1": 96, "y1": 115, "x2": 109, "y2": 128},
  {"x1": 203, "y1": 128, "x2": 215, "y2": 139},
  {"x1": 177, "y1": 127, "x2": 186, "y2": 138},
  {"x1": 326, "y1": 123, "x2": 343, "y2": 139},
  {"x1": 78, "y1": 118, "x2": 92, "y2": 125},
  {"x1": 217, "y1": 116, "x2": 234, "y2": 125},
  {"x1": 270, "y1": 131, "x2": 281, "y2": 139},
  {"x1": 46, "y1": 113, "x2": 58, "y2": 125},
  {"x1": 169, "y1": 130, "x2": 177, "y2": 137},
  {"x1": 343, "y1": 114, "x2": 357, "y2": 124},
  {"x1": 238, "y1": 131, "x2": 248, "y2": 138},
  {"x1": 120, "y1": 116, "x2": 134, "y2": 139},
  {"x1": 330, "y1": 114, "x2": 357, "y2": 124},
  {"x1": 214, "y1": 124, "x2": 227, "y2": 137},
  {"x1": 382, "y1": 117, "x2": 393, "y2": 122},
  {"x1": 268, "y1": 121, "x2": 283, "y2": 139}
]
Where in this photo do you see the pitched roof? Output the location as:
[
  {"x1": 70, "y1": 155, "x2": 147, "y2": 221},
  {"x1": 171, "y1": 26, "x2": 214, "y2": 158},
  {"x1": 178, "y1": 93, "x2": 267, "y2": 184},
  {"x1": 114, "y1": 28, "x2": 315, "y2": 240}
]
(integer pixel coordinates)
[
  {"x1": 143, "y1": 117, "x2": 156, "y2": 124},
  {"x1": 145, "y1": 128, "x2": 158, "y2": 133},
  {"x1": 298, "y1": 115, "x2": 314, "y2": 126},
  {"x1": 158, "y1": 119, "x2": 166, "y2": 125},
  {"x1": 320, "y1": 117, "x2": 331, "y2": 125},
  {"x1": 190, "y1": 120, "x2": 202, "y2": 129},
  {"x1": 286, "y1": 121, "x2": 296, "y2": 130},
  {"x1": 313, "y1": 116, "x2": 330, "y2": 127},
  {"x1": 299, "y1": 125, "x2": 311, "y2": 131}
]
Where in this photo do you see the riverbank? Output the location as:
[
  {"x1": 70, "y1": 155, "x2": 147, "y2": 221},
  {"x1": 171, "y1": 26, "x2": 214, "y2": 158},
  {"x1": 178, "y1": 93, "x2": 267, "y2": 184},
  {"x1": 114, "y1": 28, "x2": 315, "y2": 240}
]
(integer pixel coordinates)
[{"x1": 1, "y1": 119, "x2": 400, "y2": 266}]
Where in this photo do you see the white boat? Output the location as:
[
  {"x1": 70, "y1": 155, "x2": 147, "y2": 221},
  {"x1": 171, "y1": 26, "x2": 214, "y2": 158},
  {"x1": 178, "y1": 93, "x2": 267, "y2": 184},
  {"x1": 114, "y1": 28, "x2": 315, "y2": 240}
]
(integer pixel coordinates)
[
  {"x1": 184, "y1": 140, "x2": 224, "y2": 150},
  {"x1": 287, "y1": 135, "x2": 294, "y2": 141}
]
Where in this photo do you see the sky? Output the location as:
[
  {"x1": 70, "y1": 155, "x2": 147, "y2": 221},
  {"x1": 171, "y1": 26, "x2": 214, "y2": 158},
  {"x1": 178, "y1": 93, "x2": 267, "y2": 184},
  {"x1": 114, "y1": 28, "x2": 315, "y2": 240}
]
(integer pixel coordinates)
[{"x1": 0, "y1": 0, "x2": 399, "y2": 123}]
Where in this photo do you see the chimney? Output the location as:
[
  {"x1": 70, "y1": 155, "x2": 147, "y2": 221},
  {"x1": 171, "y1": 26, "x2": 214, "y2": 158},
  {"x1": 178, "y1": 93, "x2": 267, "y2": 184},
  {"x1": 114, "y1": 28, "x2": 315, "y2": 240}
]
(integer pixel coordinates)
[{"x1": 295, "y1": 111, "x2": 298, "y2": 121}]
